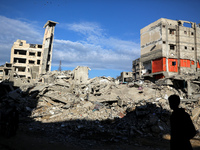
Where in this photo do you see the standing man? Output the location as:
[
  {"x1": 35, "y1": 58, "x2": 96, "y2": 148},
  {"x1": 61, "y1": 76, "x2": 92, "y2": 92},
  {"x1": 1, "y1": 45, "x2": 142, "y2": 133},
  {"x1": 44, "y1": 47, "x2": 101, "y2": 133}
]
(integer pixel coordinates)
[{"x1": 168, "y1": 94, "x2": 196, "y2": 150}]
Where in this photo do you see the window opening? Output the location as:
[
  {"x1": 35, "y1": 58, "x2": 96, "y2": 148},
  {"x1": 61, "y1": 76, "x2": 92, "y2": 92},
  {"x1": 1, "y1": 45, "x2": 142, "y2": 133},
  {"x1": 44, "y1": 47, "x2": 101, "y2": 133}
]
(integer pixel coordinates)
[
  {"x1": 30, "y1": 44, "x2": 36, "y2": 48},
  {"x1": 14, "y1": 49, "x2": 27, "y2": 55},
  {"x1": 18, "y1": 67, "x2": 26, "y2": 72},
  {"x1": 37, "y1": 52, "x2": 41, "y2": 57},
  {"x1": 37, "y1": 60, "x2": 40, "y2": 65},
  {"x1": 169, "y1": 29, "x2": 175, "y2": 35},
  {"x1": 38, "y1": 45, "x2": 42, "y2": 48},
  {"x1": 29, "y1": 52, "x2": 35, "y2": 56},
  {"x1": 172, "y1": 61, "x2": 176, "y2": 66},
  {"x1": 19, "y1": 42, "x2": 23, "y2": 46},
  {"x1": 170, "y1": 44, "x2": 175, "y2": 50},
  {"x1": 14, "y1": 58, "x2": 26, "y2": 63},
  {"x1": 29, "y1": 60, "x2": 35, "y2": 64}
]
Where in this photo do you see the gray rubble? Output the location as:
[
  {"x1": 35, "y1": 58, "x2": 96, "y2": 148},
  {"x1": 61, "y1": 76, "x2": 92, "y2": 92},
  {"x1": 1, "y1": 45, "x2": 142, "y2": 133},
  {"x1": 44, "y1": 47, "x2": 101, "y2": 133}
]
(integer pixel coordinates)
[{"x1": 1, "y1": 70, "x2": 200, "y2": 145}]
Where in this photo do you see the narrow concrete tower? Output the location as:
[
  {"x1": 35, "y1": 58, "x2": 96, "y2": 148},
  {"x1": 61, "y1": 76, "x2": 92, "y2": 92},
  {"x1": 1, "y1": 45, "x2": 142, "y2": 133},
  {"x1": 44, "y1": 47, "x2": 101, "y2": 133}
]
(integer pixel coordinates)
[{"x1": 40, "y1": 20, "x2": 58, "y2": 74}]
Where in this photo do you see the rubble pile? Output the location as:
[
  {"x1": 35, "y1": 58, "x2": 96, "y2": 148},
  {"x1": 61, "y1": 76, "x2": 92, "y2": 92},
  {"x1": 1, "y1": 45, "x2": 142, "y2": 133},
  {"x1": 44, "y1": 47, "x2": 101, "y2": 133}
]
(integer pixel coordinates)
[{"x1": 1, "y1": 70, "x2": 200, "y2": 144}]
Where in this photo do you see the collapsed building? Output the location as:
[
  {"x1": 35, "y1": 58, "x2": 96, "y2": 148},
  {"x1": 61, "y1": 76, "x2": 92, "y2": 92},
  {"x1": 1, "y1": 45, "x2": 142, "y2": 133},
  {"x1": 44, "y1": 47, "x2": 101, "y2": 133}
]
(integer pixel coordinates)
[
  {"x1": 9, "y1": 20, "x2": 58, "y2": 79},
  {"x1": 0, "y1": 69, "x2": 200, "y2": 146},
  {"x1": 133, "y1": 18, "x2": 200, "y2": 80}
]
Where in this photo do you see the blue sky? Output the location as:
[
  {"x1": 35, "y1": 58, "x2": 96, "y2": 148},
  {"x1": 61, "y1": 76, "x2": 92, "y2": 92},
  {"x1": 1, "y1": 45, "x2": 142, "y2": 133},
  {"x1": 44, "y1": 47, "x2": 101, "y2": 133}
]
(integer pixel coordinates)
[{"x1": 0, "y1": 0, "x2": 199, "y2": 78}]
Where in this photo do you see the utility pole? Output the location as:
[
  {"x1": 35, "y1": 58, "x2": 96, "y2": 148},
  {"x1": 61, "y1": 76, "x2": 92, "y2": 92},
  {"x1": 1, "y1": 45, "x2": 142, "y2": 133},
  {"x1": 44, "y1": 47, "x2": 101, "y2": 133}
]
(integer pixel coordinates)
[{"x1": 58, "y1": 60, "x2": 62, "y2": 71}]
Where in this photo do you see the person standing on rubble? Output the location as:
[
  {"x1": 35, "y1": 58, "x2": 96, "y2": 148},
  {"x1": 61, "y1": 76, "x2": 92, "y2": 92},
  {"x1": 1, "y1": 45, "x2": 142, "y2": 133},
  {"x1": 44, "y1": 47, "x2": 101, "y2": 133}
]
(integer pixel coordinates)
[{"x1": 168, "y1": 94, "x2": 196, "y2": 150}]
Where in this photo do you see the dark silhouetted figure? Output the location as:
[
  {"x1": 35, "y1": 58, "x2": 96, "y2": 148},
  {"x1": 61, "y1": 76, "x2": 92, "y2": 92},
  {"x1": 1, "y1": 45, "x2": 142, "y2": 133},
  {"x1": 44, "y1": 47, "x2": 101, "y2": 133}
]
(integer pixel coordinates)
[{"x1": 168, "y1": 94, "x2": 196, "y2": 150}]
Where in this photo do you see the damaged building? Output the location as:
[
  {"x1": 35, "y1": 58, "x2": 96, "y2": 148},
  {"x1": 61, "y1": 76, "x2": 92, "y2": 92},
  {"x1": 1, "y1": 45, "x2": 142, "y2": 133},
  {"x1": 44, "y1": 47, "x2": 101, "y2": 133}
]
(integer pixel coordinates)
[
  {"x1": 133, "y1": 18, "x2": 200, "y2": 80},
  {"x1": 119, "y1": 71, "x2": 133, "y2": 83},
  {"x1": 132, "y1": 58, "x2": 143, "y2": 81},
  {"x1": 0, "y1": 63, "x2": 14, "y2": 81},
  {"x1": 9, "y1": 20, "x2": 58, "y2": 79}
]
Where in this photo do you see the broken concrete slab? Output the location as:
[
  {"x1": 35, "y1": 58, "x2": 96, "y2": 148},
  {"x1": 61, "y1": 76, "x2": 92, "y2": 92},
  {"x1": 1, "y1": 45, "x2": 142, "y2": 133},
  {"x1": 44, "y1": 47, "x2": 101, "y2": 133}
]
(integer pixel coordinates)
[{"x1": 29, "y1": 85, "x2": 48, "y2": 93}]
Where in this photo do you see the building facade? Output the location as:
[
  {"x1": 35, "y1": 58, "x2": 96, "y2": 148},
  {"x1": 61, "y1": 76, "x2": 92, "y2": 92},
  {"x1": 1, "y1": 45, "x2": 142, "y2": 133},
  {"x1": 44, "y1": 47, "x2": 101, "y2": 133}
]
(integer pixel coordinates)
[
  {"x1": 120, "y1": 72, "x2": 133, "y2": 83},
  {"x1": 10, "y1": 20, "x2": 58, "y2": 79},
  {"x1": 0, "y1": 63, "x2": 14, "y2": 81},
  {"x1": 138, "y1": 18, "x2": 200, "y2": 80},
  {"x1": 132, "y1": 58, "x2": 144, "y2": 81}
]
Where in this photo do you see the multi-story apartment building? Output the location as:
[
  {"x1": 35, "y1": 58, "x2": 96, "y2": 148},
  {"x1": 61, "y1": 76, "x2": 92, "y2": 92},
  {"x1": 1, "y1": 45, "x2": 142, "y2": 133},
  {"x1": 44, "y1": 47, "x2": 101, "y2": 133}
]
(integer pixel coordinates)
[
  {"x1": 10, "y1": 20, "x2": 58, "y2": 79},
  {"x1": 134, "y1": 18, "x2": 200, "y2": 80}
]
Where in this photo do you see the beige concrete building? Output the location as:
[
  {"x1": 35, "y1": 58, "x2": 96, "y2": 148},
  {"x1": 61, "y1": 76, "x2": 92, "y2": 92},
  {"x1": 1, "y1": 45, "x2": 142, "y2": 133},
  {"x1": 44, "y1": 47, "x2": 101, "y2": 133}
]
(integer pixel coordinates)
[
  {"x1": 132, "y1": 58, "x2": 144, "y2": 81},
  {"x1": 120, "y1": 72, "x2": 133, "y2": 83},
  {"x1": 134, "y1": 18, "x2": 200, "y2": 80},
  {"x1": 10, "y1": 20, "x2": 58, "y2": 79}
]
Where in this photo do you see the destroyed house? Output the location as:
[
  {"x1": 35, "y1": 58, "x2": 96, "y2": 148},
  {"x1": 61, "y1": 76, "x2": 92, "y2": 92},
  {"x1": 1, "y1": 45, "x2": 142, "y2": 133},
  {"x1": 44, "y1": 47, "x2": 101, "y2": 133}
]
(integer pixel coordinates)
[
  {"x1": 10, "y1": 20, "x2": 58, "y2": 79},
  {"x1": 0, "y1": 63, "x2": 14, "y2": 81},
  {"x1": 120, "y1": 72, "x2": 133, "y2": 83},
  {"x1": 137, "y1": 18, "x2": 200, "y2": 80}
]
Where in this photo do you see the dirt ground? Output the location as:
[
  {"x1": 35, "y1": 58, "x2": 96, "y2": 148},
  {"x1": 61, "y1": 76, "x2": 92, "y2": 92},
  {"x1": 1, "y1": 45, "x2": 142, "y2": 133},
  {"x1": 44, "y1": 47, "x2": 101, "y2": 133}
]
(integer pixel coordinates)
[{"x1": 1, "y1": 129, "x2": 200, "y2": 150}]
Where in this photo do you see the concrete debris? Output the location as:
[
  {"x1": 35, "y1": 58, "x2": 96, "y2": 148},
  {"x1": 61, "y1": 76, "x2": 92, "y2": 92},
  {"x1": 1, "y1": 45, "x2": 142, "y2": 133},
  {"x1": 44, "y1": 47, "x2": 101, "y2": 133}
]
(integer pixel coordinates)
[{"x1": 0, "y1": 70, "x2": 200, "y2": 144}]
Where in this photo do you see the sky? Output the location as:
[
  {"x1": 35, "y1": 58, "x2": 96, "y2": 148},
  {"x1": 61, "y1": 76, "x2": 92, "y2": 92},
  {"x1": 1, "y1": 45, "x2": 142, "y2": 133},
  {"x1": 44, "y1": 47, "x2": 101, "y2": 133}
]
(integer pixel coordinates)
[{"x1": 0, "y1": 0, "x2": 199, "y2": 78}]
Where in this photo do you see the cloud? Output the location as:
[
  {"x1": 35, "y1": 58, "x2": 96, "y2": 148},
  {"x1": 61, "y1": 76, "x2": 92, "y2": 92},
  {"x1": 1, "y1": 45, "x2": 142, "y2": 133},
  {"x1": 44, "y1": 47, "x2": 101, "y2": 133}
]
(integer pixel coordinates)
[
  {"x1": 63, "y1": 22, "x2": 104, "y2": 37},
  {"x1": 0, "y1": 16, "x2": 43, "y2": 65},
  {"x1": 0, "y1": 16, "x2": 140, "y2": 72},
  {"x1": 53, "y1": 22, "x2": 140, "y2": 71}
]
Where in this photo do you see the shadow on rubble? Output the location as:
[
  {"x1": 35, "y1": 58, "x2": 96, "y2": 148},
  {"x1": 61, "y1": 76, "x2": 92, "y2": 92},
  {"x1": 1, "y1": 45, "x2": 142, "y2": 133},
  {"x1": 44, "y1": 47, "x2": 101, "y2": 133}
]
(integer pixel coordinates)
[{"x1": 0, "y1": 81, "x2": 200, "y2": 150}]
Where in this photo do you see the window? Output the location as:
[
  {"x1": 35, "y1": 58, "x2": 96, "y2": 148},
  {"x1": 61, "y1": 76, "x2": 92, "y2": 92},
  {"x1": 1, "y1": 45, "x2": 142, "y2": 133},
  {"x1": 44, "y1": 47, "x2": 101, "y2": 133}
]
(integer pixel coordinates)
[
  {"x1": 37, "y1": 60, "x2": 40, "y2": 65},
  {"x1": 126, "y1": 72, "x2": 128, "y2": 75},
  {"x1": 191, "y1": 32, "x2": 194, "y2": 36},
  {"x1": 163, "y1": 41, "x2": 166, "y2": 44},
  {"x1": 170, "y1": 44, "x2": 175, "y2": 50},
  {"x1": 19, "y1": 42, "x2": 23, "y2": 46},
  {"x1": 14, "y1": 49, "x2": 27, "y2": 55},
  {"x1": 17, "y1": 67, "x2": 26, "y2": 72},
  {"x1": 14, "y1": 58, "x2": 26, "y2": 63},
  {"x1": 192, "y1": 47, "x2": 194, "y2": 50},
  {"x1": 29, "y1": 52, "x2": 35, "y2": 56},
  {"x1": 185, "y1": 46, "x2": 187, "y2": 50},
  {"x1": 30, "y1": 44, "x2": 36, "y2": 48},
  {"x1": 37, "y1": 52, "x2": 41, "y2": 57},
  {"x1": 163, "y1": 25, "x2": 165, "y2": 28},
  {"x1": 38, "y1": 45, "x2": 42, "y2": 48},
  {"x1": 5, "y1": 64, "x2": 12, "y2": 67},
  {"x1": 29, "y1": 60, "x2": 35, "y2": 64},
  {"x1": 172, "y1": 61, "x2": 176, "y2": 66},
  {"x1": 169, "y1": 29, "x2": 175, "y2": 35}
]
